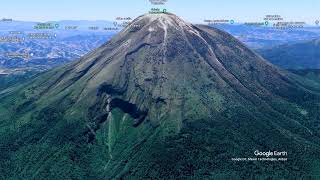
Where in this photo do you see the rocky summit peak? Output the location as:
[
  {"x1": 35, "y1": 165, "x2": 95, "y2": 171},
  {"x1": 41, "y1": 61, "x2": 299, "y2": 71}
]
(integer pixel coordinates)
[
  {"x1": 121, "y1": 12, "x2": 194, "y2": 35},
  {"x1": 137, "y1": 12, "x2": 182, "y2": 23}
]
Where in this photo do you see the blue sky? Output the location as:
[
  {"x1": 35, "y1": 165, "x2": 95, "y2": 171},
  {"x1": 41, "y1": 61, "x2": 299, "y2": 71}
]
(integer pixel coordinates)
[{"x1": 1, "y1": 0, "x2": 319, "y2": 24}]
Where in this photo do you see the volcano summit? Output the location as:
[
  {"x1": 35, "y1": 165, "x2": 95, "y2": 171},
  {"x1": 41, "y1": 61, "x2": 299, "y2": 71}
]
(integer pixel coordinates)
[{"x1": 1, "y1": 13, "x2": 320, "y2": 179}]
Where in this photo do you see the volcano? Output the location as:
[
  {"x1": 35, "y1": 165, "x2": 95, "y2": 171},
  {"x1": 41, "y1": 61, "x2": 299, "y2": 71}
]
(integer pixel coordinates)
[{"x1": 1, "y1": 13, "x2": 320, "y2": 179}]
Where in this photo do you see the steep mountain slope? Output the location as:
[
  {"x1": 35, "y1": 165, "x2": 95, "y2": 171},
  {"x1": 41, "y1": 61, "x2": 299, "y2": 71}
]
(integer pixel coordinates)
[
  {"x1": 1, "y1": 13, "x2": 320, "y2": 179},
  {"x1": 258, "y1": 39, "x2": 320, "y2": 69}
]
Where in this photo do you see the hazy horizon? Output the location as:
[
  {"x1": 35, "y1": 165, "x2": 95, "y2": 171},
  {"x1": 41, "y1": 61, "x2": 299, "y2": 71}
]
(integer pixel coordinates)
[{"x1": 1, "y1": 0, "x2": 319, "y2": 25}]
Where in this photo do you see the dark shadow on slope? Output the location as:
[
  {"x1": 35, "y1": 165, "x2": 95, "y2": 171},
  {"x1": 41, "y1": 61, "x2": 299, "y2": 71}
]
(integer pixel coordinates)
[
  {"x1": 97, "y1": 83, "x2": 125, "y2": 96},
  {"x1": 110, "y1": 98, "x2": 148, "y2": 127}
]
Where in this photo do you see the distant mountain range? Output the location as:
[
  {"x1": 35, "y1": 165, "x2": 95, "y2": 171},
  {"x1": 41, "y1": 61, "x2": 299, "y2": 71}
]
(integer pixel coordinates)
[
  {"x1": 290, "y1": 69, "x2": 320, "y2": 83},
  {"x1": 0, "y1": 20, "x2": 118, "y2": 72},
  {"x1": 258, "y1": 39, "x2": 320, "y2": 69},
  {"x1": 0, "y1": 34, "x2": 113, "y2": 70},
  {"x1": 213, "y1": 24, "x2": 320, "y2": 49}
]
